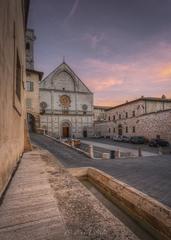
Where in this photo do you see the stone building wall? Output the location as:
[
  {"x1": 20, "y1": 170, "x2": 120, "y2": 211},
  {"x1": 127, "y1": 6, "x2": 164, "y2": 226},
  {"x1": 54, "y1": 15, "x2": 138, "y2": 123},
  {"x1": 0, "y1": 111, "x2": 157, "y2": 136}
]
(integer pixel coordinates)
[
  {"x1": 40, "y1": 115, "x2": 93, "y2": 138},
  {"x1": 93, "y1": 106, "x2": 109, "y2": 121},
  {"x1": 26, "y1": 71, "x2": 41, "y2": 115},
  {"x1": 0, "y1": 0, "x2": 29, "y2": 194},
  {"x1": 95, "y1": 110, "x2": 171, "y2": 143},
  {"x1": 26, "y1": 70, "x2": 43, "y2": 131}
]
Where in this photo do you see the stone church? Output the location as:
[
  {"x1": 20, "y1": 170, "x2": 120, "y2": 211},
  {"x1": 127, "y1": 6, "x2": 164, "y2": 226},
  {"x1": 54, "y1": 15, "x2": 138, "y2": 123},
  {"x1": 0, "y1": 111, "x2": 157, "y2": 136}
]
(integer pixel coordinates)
[{"x1": 39, "y1": 62, "x2": 94, "y2": 138}]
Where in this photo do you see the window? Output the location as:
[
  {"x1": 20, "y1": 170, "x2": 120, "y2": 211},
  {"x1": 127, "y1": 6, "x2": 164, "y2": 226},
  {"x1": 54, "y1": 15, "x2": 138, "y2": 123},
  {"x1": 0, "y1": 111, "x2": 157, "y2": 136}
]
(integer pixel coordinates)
[
  {"x1": 109, "y1": 128, "x2": 111, "y2": 133},
  {"x1": 132, "y1": 111, "x2": 135, "y2": 117},
  {"x1": 16, "y1": 52, "x2": 22, "y2": 101},
  {"x1": 108, "y1": 116, "x2": 110, "y2": 121},
  {"x1": 113, "y1": 115, "x2": 115, "y2": 121},
  {"x1": 126, "y1": 112, "x2": 128, "y2": 118},
  {"x1": 26, "y1": 42, "x2": 30, "y2": 50},
  {"x1": 119, "y1": 114, "x2": 121, "y2": 119},
  {"x1": 26, "y1": 81, "x2": 34, "y2": 91},
  {"x1": 26, "y1": 98, "x2": 32, "y2": 108},
  {"x1": 113, "y1": 128, "x2": 115, "y2": 133},
  {"x1": 83, "y1": 111, "x2": 87, "y2": 115},
  {"x1": 133, "y1": 126, "x2": 135, "y2": 133},
  {"x1": 126, "y1": 126, "x2": 128, "y2": 133}
]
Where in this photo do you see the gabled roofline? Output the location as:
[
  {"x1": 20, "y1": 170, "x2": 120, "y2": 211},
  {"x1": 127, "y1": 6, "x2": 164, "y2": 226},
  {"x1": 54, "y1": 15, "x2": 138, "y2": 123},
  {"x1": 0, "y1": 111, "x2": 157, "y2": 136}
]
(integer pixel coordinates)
[
  {"x1": 94, "y1": 105, "x2": 111, "y2": 110},
  {"x1": 107, "y1": 97, "x2": 171, "y2": 111},
  {"x1": 41, "y1": 62, "x2": 93, "y2": 94}
]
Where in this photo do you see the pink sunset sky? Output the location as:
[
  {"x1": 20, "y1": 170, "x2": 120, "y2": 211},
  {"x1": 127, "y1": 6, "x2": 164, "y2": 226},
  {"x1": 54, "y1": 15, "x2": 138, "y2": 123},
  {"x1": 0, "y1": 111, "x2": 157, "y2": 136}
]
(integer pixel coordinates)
[{"x1": 29, "y1": 0, "x2": 171, "y2": 106}]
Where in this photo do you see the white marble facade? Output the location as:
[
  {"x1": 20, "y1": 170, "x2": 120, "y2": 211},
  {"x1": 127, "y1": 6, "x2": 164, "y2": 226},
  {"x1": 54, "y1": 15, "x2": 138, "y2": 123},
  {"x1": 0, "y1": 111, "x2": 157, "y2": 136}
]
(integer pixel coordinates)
[{"x1": 40, "y1": 62, "x2": 93, "y2": 138}]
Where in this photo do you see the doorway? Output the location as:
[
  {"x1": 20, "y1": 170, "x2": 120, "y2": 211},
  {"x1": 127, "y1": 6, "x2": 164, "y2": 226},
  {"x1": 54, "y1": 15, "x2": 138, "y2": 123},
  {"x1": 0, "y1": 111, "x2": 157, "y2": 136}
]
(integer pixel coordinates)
[
  {"x1": 83, "y1": 129, "x2": 87, "y2": 138},
  {"x1": 118, "y1": 124, "x2": 122, "y2": 136},
  {"x1": 62, "y1": 122, "x2": 70, "y2": 138},
  {"x1": 63, "y1": 126, "x2": 69, "y2": 138},
  {"x1": 27, "y1": 113, "x2": 36, "y2": 132}
]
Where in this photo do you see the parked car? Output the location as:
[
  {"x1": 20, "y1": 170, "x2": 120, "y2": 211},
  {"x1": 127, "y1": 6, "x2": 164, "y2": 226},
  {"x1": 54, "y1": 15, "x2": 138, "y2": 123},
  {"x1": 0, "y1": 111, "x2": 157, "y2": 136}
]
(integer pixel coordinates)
[
  {"x1": 113, "y1": 135, "x2": 119, "y2": 141},
  {"x1": 113, "y1": 135, "x2": 123, "y2": 142},
  {"x1": 121, "y1": 136, "x2": 130, "y2": 143},
  {"x1": 130, "y1": 136, "x2": 147, "y2": 144},
  {"x1": 149, "y1": 139, "x2": 169, "y2": 147}
]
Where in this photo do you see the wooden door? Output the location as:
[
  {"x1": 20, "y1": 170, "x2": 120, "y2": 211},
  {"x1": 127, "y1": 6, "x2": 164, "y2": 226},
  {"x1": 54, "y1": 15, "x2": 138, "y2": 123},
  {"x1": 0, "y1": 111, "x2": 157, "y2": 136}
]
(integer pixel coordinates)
[{"x1": 63, "y1": 127, "x2": 69, "y2": 138}]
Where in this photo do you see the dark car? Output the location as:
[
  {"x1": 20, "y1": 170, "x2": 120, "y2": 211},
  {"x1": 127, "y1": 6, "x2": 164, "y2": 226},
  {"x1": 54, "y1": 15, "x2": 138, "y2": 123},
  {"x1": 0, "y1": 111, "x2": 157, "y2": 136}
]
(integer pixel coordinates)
[
  {"x1": 149, "y1": 139, "x2": 169, "y2": 147},
  {"x1": 130, "y1": 136, "x2": 146, "y2": 144}
]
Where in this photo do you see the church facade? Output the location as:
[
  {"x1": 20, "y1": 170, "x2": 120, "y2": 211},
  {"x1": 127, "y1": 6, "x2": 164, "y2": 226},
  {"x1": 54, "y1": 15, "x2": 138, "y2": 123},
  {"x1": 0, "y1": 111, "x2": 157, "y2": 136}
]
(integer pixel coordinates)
[{"x1": 39, "y1": 62, "x2": 94, "y2": 138}]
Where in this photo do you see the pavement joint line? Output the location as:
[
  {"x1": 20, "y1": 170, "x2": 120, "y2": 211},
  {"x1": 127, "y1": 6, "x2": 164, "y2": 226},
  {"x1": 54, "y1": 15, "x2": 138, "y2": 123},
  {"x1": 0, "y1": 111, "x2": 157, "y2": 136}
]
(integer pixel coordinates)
[{"x1": 0, "y1": 215, "x2": 62, "y2": 231}]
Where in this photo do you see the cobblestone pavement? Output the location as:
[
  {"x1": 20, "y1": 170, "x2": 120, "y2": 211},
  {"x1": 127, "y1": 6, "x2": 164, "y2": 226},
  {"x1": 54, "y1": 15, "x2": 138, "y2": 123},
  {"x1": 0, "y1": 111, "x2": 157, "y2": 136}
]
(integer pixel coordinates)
[{"x1": 31, "y1": 133, "x2": 171, "y2": 208}]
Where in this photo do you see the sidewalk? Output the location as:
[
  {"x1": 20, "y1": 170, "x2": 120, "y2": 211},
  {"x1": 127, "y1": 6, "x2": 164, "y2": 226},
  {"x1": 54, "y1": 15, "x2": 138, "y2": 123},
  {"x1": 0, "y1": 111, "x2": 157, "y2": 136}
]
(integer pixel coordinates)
[
  {"x1": 0, "y1": 150, "x2": 67, "y2": 240},
  {"x1": 0, "y1": 149, "x2": 139, "y2": 240}
]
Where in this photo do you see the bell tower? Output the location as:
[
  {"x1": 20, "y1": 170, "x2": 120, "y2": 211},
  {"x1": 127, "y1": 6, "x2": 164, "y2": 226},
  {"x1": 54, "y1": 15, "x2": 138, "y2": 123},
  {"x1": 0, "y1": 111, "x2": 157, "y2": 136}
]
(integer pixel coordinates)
[{"x1": 25, "y1": 29, "x2": 36, "y2": 70}]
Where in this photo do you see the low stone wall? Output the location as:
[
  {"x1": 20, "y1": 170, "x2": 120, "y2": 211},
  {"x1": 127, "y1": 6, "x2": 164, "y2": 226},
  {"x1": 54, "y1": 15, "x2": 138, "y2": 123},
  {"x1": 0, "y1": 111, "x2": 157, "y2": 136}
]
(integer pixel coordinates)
[{"x1": 69, "y1": 167, "x2": 171, "y2": 240}]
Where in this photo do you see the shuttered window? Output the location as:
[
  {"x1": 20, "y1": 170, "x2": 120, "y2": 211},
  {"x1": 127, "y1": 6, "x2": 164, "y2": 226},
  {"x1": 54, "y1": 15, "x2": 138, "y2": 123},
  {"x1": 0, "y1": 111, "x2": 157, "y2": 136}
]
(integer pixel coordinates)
[{"x1": 26, "y1": 81, "x2": 34, "y2": 91}]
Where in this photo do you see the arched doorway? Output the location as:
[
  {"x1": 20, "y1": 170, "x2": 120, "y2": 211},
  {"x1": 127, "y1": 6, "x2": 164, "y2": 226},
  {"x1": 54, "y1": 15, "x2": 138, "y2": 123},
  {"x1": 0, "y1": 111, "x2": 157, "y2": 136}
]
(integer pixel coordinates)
[
  {"x1": 62, "y1": 122, "x2": 70, "y2": 138},
  {"x1": 83, "y1": 127, "x2": 87, "y2": 138},
  {"x1": 27, "y1": 113, "x2": 36, "y2": 132},
  {"x1": 118, "y1": 124, "x2": 122, "y2": 136}
]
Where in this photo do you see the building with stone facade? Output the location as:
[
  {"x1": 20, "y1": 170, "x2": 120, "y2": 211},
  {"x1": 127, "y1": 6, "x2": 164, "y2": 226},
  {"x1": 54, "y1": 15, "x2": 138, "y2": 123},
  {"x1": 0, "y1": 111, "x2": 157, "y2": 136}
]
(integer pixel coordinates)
[
  {"x1": 94, "y1": 96, "x2": 171, "y2": 143},
  {"x1": 40, "y1": 62, "x2": 94, "y2": 138},
  {"x1": 93, "y1": 105, "x2": 110, "y2": 122},
  {"x1": 25, "y1": 29, "x2": 43, "y2": 131},
  {"x1": 0, "y1": 0, "x2": 30, "y2": 195}
]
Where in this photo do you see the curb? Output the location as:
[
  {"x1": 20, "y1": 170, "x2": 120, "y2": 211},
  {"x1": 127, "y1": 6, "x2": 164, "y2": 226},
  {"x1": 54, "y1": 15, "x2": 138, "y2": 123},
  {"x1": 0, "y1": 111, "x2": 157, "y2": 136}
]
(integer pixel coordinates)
[{"x1": 69, "y1": 167, "x2": 171, "y2": 240}]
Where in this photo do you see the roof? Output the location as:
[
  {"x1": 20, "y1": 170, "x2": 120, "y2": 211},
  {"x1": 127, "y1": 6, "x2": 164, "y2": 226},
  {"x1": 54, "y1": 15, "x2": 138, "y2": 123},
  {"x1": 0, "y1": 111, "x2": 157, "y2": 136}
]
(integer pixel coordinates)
[
  {"x1": 41, "y1": 62, "x2": 93, "y2": 94},
  {"x1": 107, "y1": 97, "x2": 171, "y2": 111},
  {"x1": 94, "y1": 105, "x2": 111, "y2": 110},
  {"x1": 26, "y1": 69, "x2": 44, "y2": 81}
]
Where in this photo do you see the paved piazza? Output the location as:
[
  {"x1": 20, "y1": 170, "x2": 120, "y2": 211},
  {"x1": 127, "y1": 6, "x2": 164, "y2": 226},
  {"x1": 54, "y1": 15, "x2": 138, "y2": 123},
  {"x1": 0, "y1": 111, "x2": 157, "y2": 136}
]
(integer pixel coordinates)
[{"x1": 31, "y1": 133, "x2": 171, "y2": 208}]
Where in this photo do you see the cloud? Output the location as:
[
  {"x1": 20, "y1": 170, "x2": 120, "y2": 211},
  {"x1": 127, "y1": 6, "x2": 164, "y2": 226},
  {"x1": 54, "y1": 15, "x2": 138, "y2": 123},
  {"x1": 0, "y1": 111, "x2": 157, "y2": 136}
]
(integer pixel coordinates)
[
  {"x1": 88, "y1": 77, "x2": 123, "y2": 91},
  {"x1": 159, "y1": 64, "x2": 171, "y2": 79},
  {"x1": 83, "y1": 33, "x2": 105, "y2": 49},
  {"x1": 64, "y1": 0, "x2": 80, "y2": 24},
  {"x1": 79, "y1": 41, "x2": 171, "y2": 105}
]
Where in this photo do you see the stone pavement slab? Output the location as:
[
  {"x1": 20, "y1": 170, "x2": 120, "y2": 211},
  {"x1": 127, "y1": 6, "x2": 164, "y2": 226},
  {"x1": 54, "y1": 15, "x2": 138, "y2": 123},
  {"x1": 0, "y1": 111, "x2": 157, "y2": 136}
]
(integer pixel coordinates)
[
  {"x1": 0, "y1": 149, "x2": 141, "y2": 240},
  {"x1": 0, "y1": 151, "x2": 67, "y2": 240}
]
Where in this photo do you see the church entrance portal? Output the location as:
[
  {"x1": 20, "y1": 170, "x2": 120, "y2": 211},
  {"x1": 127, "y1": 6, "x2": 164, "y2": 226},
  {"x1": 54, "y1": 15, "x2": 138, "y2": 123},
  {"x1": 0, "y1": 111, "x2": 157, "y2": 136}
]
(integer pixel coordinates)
[
  {"x1": 118, "y1": 124, "x2": 122, "y2": 136},
  {"x1": 62, "y1": 122, "x2": 70, "y2": 138}
]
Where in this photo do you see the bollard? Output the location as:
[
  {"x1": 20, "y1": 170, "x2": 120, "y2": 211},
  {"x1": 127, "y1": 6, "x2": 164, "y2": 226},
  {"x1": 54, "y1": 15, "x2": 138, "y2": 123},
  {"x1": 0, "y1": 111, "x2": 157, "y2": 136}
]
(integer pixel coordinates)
[
  {"x1": 89, "y1": 145, "x2": 94, "y2": 159},
  {"x1": 71, "y1": 139, "x2": 75, "y2": 148},
  {"x1": 115, "y1": 149, "x2": 121, "y2": 158},
  {"x1": 158, "y1": 147, "x2": 162, "y2": 155},
  {"x1": 138, "y1": 147, "x2": 142, "y2": 157},
  {"x1": 110, "y1": 150, "x2": 115, "y2": 159}
]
